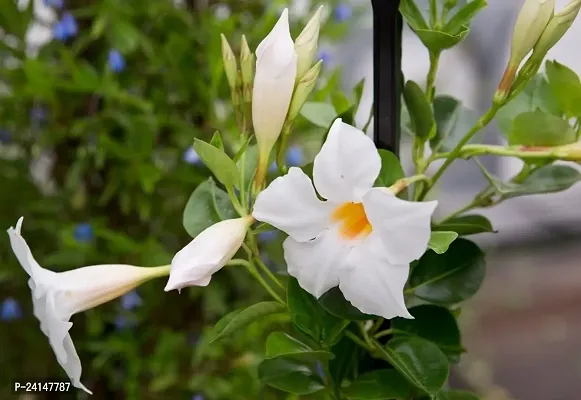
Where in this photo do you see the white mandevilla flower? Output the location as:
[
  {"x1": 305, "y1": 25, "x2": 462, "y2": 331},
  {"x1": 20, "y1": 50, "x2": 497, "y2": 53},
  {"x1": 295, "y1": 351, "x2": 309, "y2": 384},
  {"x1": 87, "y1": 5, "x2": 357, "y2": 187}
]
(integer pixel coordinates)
[
  {"x1": 253, "y1": 9, "x2": 298, "y2": 170},
  {"x1": 164, "y1": 216, "x2": 253, "y2": 292},
  {"x1": 252, "y1": 119, "x2": 438, "y2": 319},
  {"x1": 7, "y1": 217, "x2": 171, "y2": 394}
]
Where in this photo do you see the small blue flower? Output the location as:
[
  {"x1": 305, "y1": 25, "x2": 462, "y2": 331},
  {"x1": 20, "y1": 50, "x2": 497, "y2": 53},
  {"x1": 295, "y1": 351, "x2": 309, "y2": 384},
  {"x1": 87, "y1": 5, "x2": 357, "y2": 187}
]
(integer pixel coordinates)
[
  {"x1": 0, "y1": 129, "x2": 11, "y2": 144},
  {"x1": 258, "y1": 231, "x2": 277, "y2": 242},
  {"x1": 74, "y1": 223, "x2": 94, "y2": 243},
  {"x1": 192, "y1": 395, "x2": 204, "y2": 400},
  {"x1": 315, "y1": 362, "x2": 325, "y2": 379},
  {"x1": 269, "y1": 161, "x2": 278, "y2": 173},
  {"x1": 183, "y1": 146, "x2": 201, "y2": 165},
  {"x1": 114, "y1": 315, "x2": 137, "y2": 330},
  {"x1": 286, "y1": 146, "x2": 303, "y2": 166},
  {"x1": 120, "y1": 291, "x2": 142, "y2": 311},
  {"x1": 1, "y1": 298, "x2": 22, "y2": 321},
  {"x1": 108, "y1": 49, "x2": 126, "y2": 73},
  {"x1": 30, "y1": 106, "x2": 48, "y2": 123},
  {"x1": 334, "y1": 4, "x2": 353, "y2": 22},
  {"x1": 43, "y1": 0, "x2": 64, "y2": 9},
  {"x1": 52, "y1": 21, "x2": 67, "y2": 41},
  {"x1": 318, "y1": 50, "x2": 332, "y2": 65},
  {"x1": 61, "y1": 12, "x2": 78, "y2": 38}
]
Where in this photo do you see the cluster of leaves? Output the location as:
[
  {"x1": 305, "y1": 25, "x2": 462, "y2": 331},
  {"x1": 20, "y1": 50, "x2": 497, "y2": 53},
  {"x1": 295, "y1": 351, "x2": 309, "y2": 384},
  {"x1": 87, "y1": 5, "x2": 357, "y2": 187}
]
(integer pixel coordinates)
[{"x1": 0, "y1": 0, "x2": 350, "y2": 398}]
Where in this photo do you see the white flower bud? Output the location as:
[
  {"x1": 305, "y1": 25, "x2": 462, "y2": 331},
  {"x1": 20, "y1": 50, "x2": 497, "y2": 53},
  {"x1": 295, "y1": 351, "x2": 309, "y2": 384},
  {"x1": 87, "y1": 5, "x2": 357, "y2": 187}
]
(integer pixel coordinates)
[{"x1": 294, "y1": 5, "x2": 324, "y2": 82}]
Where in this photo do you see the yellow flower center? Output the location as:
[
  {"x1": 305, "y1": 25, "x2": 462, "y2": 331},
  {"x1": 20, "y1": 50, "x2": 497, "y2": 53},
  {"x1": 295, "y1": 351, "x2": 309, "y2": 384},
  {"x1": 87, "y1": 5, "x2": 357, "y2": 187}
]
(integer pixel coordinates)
[{"x1": 332, "y1": 202, "x2": 372, "y2": 239}]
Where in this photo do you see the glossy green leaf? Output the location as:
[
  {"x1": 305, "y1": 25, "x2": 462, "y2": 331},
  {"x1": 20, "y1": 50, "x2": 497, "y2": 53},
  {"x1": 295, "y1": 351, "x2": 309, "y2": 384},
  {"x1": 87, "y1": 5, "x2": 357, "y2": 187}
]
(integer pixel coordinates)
[
  {"x1": 343, "y1": 369, "x2": 413, "y2": 399},
  {"x1": 479, "y1": 164, "x2": 581, "y2": 199},
  {"x1": 392, "y1": 305, "x2": 463, "y2": 358},
  {"x1": 507, "y1": 111, "x2": 576, "y2": 146},
  {"x1": 375, "y1": 149, "x2": 405, "y2": 188},
  {"x1": 182, "y1": 178, "x2": 236, "y2": 238},
  {"x1": 496, "y1": 75, "x2": 562, "y2": 135},
  {"x1": 258, "y1": 358, "x2": 325, "y2": 395},
  {"x1": 431, "y1": 96, "x2": 479, "y2": 152},
  {"x1": 403, "y1": 81, "x2": 435, "y2": 140},
  {"x1": 409, "y1": 239, "x2": 486, "y2": 305},
  {"x1": 208, "y1": 302, "x2": 286, "y2": 343},
  {"x1": 414, "y1": 26, "x2": 470, "y2": 53},
  {"x1": 545, "y1": 60, "x2": 581, "y2": 118},
  {"x1": 236, "y1": 144, "x2": 258, "y2": 193},
  {"x1": 400, "y1": 0, "x2": 429, "y2": 30},
  {"x1": 319, "y1": 288, "x2": 375, "y2": 321},
  {"x1": 300, "y1": 102, "x2": 337, "y2": 128},
  {"x1": 265, "y1": 332, "x2": 334, "y2": 361},
  {"x1": 444, "y1": 0, "x2": 487, "y2": 35},
  {"x1": 428, "y1": 231, "x2": 458, "y2": 254},
  {"x1": 194, "y1": 139, "x2": 239, "y2": 187},
  {"x1": 434, "y1": 215, "x2": 495, "y2": 236},
  {"x1": 375, "y1": 337, "x2": 449, "y2": 396},
  {"x1": 209, "y1": 131, "x2": 224, "y2": 151}
]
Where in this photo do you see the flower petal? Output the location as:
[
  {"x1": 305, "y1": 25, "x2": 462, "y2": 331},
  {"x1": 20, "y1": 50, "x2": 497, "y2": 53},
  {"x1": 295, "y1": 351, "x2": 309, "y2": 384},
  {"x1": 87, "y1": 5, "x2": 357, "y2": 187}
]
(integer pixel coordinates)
[
  {"x1": 339, "y1": 233, "x2": 413, "y2": 319},
  {"x1": 253, "y1": 167, "x2": 335, "y2": 242},
  {"x1": 313, "y1": 119, "x2": 381, "y2": 202},
  {"x1": 165, "y1": 217, "x2": 250, "y2": 292},
  {"x1": 363, "y1": 188, "x2": 438, "y2": 265},
  {"x1": 283, "y1": 228, "x2": 350, "y2": 298},
  {"x1": 253, "y1": 8, "x2": 298, "y2": 154}
]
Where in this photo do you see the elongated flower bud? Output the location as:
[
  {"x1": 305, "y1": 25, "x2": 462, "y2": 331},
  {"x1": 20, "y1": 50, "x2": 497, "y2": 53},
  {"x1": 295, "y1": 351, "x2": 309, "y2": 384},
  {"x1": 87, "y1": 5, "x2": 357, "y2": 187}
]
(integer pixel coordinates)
[
  {"x1": 294, "y1": 5, "x2": 324, "y2": 82},
  {"x1": 240, "y1": 34, "x2": 254, "y2": 103},
  {"x1": 532, "y1": 0, "x2": 581, "y2": 60},
  {"x1": 287, "y1": 60, "x2": 322, "y2": 122},
  {"x1": 221, "y1": 34, "x2": 240, "y2": 104}
]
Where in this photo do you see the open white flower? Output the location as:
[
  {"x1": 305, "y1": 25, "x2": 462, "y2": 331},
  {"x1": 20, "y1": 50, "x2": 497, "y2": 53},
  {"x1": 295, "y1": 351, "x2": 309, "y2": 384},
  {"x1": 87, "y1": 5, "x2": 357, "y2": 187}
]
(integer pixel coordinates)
[
  {"x1": 252, "y1": 119, "x2": 438, "y2": 319},
  {"x1": 165, "y1": 216, "x2": 253, "y2": 292},
  {"x1": 253, "y1": 8, "x2": 298, "y2": 162},
  {"x1": 7, "y1": 217, "x2": 170, "y2": 394}
]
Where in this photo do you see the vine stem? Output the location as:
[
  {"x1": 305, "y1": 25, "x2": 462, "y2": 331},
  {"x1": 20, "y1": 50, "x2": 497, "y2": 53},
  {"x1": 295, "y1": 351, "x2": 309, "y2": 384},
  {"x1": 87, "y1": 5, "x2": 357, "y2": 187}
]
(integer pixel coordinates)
[
  {"x1": 245, "y1": 260, "x2": 284, "y2": 304},
  {"x1": 426, "y1": 51, "x2": 440, "y2": 102},
  {"x1": 254, "y1": 256, "x2": 284, "y2": 290}
]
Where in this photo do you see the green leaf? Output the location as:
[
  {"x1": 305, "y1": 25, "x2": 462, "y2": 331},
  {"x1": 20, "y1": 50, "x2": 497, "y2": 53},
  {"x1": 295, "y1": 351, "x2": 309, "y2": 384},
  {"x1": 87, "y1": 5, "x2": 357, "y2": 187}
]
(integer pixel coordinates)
[
  {"x1": 319, "y1": 288, "x2": 375, "y2": 321},
  {"x1": 392, "y1": 305, "x2": 463, "y2": 359},
  {"x1": 374, "y1": 149, "x2": 405, "y2": 188},
  {"x1": 507, "y1": 111, "x2": 576, "y2": 146},
  {"x1": 400, "y1": 0, "x2": 429, "y2": 30},
  {"x1": 300, "y1": 102, "x2": 337, "y2": 128},
  {"x1": 428, "y1": 231, "x2": 458, "y2": 254},
  {"x1": 193, "y1": 139, "x2": 239, "y2": 187},
  {"x1": 265, "y1": 332, "x2": 334, "y2": 361},
  {"x1": 233, "y1": 135, "x2": 253, "y2": 163},
  {"x1": 287, "y1": 278, "x2": 348, "y2": 345},
  {"x1": 106, "y1": 21, "x2": 141, "y2": 53},
  {"x1": 343, "y1": 369, "x2": 413, "y2": 399},
  {"x1": 258, "y1": 358, "x2": 325, "y2": 395},
  {"x1": 444, "y1": 0, "x2": 487, "y2": 35},
  {"x1": 479, "y1": 164, "x2": 581, "y2": 199},
  {"x1": 374, "y1": 337, "x2": 449, "y2": 396},
  {"x1": 409, "y1": 239, "x2": 486, "y2": 305},
  {"x1": 545, "y1": 60, "x2": 581, "y2": 118},
  {"x1": 182, "y1": 178, "x2": 237, "y2": 238},
  {"x1": 332, "y1": 92, "x2": 351, "y2": 115},
  {"x1": 431, "y1": 96, "x2": 479, "y2": 152},
  {"x1": 210, "y1": 131, "x2": 224, "y2": 151},
  {"x1": 496, "y1": 75, "x2": 562, "y2": 135},
  {"x1": 403, "y1": 81, "x2": 435, "y2": 140},
  {"x1": 414, "y1": 26, "x2": 470, "y2": 53},
  {"x1": 436, "y1": 390, "x2": 480, "y2": 400},
  {"x1": 236, "y1": 144, "x2": 259, "y2": 193},
  {"x1": 434, "y1": 215, "x2": 495, "y2": 236},
  {"x1": 208, "y1": 302, "x2": 286, "y2": 343}
]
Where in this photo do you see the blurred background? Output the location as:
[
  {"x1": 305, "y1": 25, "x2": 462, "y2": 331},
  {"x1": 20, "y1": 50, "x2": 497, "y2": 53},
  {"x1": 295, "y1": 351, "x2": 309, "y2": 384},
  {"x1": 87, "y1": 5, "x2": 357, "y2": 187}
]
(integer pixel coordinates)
[{"x1": 1, "y1": 0, "x2": 581, "y2": 399}]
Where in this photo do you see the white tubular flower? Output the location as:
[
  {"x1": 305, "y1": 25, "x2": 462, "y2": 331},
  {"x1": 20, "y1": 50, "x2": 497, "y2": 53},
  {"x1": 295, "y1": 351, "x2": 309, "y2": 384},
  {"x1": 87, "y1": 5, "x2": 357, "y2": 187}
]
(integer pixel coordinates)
[
  {"x1": 164, "y1": 216, "x2": 253, "y2": 292},
  {"x1": 253, "y1": 9, "x2": 298, "y2": 165},
  {"x1": 7, "y1": 217, "x2": 170, "y2": 394},
  {"x1": 295, "y1": 5, "x2": 324, "y2": 81},
  {"x1": 252, "y1": 119, "x2": 438, "y2": 320}
]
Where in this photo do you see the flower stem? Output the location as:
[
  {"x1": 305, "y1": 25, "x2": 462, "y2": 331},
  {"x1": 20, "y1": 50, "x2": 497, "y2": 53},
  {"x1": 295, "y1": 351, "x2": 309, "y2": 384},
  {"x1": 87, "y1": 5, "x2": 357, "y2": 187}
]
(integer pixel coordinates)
[
  {"x1": 426, "y1": 51, "x2": 440, "y2": 102},
  {"x1": 245, "y1": 260, "x2": 284, "y2": 304},
  {"x1": 146, "y1": 264, "x2": 171, "y2": 279},
  {"x1": 254, "y1": 256, "x2": 284, "y2": 290},
  {"x1": 345, "y1": 331, "x2": 373, "y2": 351},
  {"x1": 226, "y1": 186, "x2": 247, "y2": 216}
]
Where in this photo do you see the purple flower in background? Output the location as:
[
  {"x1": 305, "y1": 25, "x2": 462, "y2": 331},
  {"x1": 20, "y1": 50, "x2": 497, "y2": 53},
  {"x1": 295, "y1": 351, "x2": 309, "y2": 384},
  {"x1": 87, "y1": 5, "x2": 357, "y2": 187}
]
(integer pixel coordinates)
[
  {"x1": 108, "y1": 49, "x2": 126, "y2": 73},
  {"x1": 120, "y1": 291, "x2": 142, "y2": 311},
  {"x1": 318, "y1": 50, "x2": 332, "y2": 65},
  {"x1": 258, "y1": 230, "x2": 277, "y2": 243},
  {"x1": 1, "y1": 298, "x2": 22, "y2": 321},
  {"x1": 269, "y1": 161, "x2": 277, "y2": 173},
  {"x1": 52, "y1": 12, "x2": 78, "y2": 41},
  {"x1": 52, "y1": 21, "x2": 67, "y2": 41},
  {"x1": 315, "y1": 361, "x2": 325, "y2": 379},
  {"x1": 43, "y1": 0, "x2": 64, "y2": 9},
  {"x1": 74, "y1": 223, "x2": 94, "y2": 243},
  {"x1": 30, "y1": 106, "x2": 48, "y2": 123},
  {"x1": 114, "y1": 315, "x2": 137, "y2": 331},
  {"x1": 286, "y1": 145, "x2": 303, "y2": 166},
  {"x1": 334, "y1": 3, "x2": 353, "y2": 22},
  {"x1": 0, "y1": 129, "x2": 11, "y2": 144},
  {"x1": 192, "y1": 395, "x2": 204, "y2": 400},
  {"x1": 183, "y1": 146, "x2": 201, "y2": 165}
]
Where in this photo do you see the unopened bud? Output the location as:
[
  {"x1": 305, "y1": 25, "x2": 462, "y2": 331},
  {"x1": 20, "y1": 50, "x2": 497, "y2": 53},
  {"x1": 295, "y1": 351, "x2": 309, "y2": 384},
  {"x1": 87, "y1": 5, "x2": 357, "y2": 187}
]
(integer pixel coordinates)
[
  {"x1": 287, "y1": 60, "x2": 322, "y2": 122},
  {"x1": 240, "y1": 35, "x2": 255, "y2": 103},
  {"x1": 509, "y1": 0, "x2": 555, "y2": 66},
  {"x1": 221, "y1": 34, "x2": 239, "y2": 92},
  {"x1": 531, "y1": 0, "x2": 581, "y2": 62},
  {"x1": 294, "y1": 5, "x2": 324, "y2": 82}
]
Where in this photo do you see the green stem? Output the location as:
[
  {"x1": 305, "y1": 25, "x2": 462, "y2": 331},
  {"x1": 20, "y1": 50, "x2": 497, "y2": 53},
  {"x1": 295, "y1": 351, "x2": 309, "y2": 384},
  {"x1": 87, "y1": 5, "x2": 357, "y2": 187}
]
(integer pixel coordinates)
[
  {"x1": 245, "y1": 261, "x2": 284, "y2": 304},
  {"x1": 431, "y1": 143, "x2": 565, "y2": 161},
  {"x1": 429, "y1": 0, "x2": 439, "y2": 27},
  {"x1": 438, "y1": 187, "x2": 494, "y2": 224},
  {"x1": 145, "y1": 264, "x2": 171, "y2": 279},
  {"x1": 426, "y1": 51, "x2": 440, "y2": 102},
  {"x1": 254, "y1": 256, "x2": 284, "y2": 290},
  {"x1": 363, "y1": 103, "x2": 374, "y2": 134},
  {"x1": 419, "y1": 107, "x2": 500, "y2": 200},
  {"x1": 239, "y1": 135, "x2": 248, "y2": 210},
  {"x1": 276, "y1": 122, "x2": 292, "y2": 175},
  {"x1": 226, "y1": 259, "x2": 252, "y2": 268},
  {"x1": 374, "y1": 328, "x2": 393, "y2": 340},
  {"x1": 345, "y1": 331, "x2": 373, "y2": 351},
  {"x1": 226, "y1": 186, "x2": 247, "y2": 216}
]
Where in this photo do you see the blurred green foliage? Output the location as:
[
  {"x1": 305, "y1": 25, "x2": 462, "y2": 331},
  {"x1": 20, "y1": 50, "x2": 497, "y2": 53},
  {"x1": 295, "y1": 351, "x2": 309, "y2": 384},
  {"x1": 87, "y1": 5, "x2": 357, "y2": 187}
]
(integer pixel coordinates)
[{"x1": 0, "y1": 0, "x2": 353, "y2": 398}]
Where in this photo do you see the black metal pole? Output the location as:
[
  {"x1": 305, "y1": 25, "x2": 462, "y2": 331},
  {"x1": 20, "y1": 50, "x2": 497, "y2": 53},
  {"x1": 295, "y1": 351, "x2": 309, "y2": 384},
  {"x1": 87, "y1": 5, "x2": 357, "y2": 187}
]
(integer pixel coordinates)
[{"x1": 371, "y1": 0, "x2": 402, "y2": 156}]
